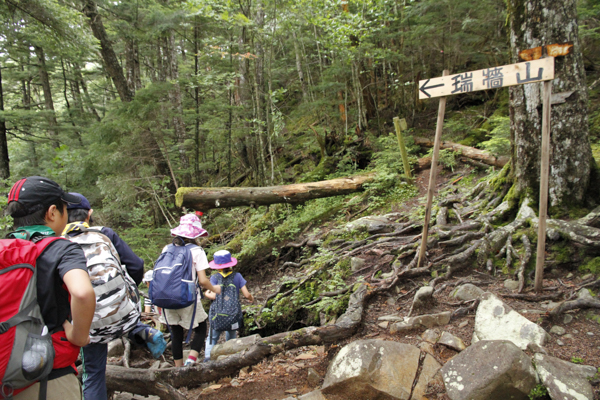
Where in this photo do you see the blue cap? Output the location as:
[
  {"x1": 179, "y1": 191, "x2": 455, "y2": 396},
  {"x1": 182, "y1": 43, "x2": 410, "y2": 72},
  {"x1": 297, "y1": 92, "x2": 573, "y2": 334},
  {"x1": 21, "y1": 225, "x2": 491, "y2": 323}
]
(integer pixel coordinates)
[{"x1": 66, "y1": 192, "x2": 91, "y2": 210}]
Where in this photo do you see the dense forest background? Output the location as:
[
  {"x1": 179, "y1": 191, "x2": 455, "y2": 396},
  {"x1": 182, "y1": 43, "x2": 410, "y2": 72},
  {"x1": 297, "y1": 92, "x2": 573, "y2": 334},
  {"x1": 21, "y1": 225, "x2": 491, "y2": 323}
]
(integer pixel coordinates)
[{"x1": 1, "y1": 0, "x2": 600, "y2": 266}]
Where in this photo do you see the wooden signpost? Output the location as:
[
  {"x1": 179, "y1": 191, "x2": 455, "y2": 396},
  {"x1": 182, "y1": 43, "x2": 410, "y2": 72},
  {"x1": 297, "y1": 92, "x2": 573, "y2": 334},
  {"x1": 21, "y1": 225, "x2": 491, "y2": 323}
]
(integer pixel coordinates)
[
  {"x1": 416, "y1": 57, "x2": 556, "y2": 292},
  {"x1": 393, "y1": 117, "x2": 412, "y2": 178}
]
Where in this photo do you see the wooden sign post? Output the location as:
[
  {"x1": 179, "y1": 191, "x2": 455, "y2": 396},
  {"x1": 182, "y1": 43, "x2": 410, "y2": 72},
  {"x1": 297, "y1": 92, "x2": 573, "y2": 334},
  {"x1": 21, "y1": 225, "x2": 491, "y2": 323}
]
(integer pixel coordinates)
[
  {"x1": 416, "y1": 58, "x2": 555, "y2": 272},
  {"x1": 393, "y1": 117, "x2": 412, "y2": 178}
]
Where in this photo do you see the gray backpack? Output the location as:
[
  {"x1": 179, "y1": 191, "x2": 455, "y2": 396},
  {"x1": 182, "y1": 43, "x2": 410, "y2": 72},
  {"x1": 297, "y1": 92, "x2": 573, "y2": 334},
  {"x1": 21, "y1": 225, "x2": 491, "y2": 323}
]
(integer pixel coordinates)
[
  {"x1": 64, "y1": 223, "x2": 140, "y2": 344},
  {"x1": 209, "y1": 273, "x2": 242, "y2": 332}
]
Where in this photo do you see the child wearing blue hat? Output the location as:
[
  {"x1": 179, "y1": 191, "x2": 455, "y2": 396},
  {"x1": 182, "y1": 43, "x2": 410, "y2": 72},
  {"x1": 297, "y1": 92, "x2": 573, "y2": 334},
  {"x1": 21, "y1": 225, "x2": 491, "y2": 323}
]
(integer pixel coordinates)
[{"x1": 204, "y1": 250, "x2": 254, "y2": 361}]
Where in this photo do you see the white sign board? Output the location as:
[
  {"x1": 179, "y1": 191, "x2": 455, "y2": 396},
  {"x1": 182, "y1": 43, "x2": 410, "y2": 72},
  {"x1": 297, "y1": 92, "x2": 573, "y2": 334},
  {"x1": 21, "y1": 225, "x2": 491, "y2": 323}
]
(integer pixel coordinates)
[{"x1": 418, "y1": 57, "x2": 555, "y2": 99}]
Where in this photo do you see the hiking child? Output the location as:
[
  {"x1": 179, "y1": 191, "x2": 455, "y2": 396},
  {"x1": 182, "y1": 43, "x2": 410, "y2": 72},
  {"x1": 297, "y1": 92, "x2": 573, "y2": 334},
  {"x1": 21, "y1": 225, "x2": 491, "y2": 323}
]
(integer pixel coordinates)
[
  {"x1": 4, "y1": 176, "x2": 96, "y2": 400},
  {"x1": 63, "y1": 192, "x2": 149, "y2": 400},
  {"x1": 203, "y1": 250, "x2": 254, "y2": 362},
  {"x1": 152, "y1": 213, "x2": 221, "y2": 367}
]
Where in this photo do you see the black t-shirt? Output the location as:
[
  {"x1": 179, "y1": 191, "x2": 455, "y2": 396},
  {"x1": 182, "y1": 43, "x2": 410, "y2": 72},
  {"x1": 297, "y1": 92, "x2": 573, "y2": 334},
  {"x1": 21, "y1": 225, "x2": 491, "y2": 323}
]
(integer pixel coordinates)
[{"x1": 36, "y1": 238, "x2": 88, "y2": 332}]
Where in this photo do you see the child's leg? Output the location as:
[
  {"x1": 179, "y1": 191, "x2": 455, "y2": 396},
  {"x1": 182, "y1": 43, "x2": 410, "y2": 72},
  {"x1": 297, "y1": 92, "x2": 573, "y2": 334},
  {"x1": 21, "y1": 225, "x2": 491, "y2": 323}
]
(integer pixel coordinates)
[
  {"x1": 170, "y1": 325, "x2": 185, "y2": 366},
  {"x1": 204, "y1": 327, "x2": 221, "y2": 361},
  {"x1": 186, "y1": 320, "x2": 207, "y2": 364},
  {"x1": 225, "y1": 330, "x2": 238, "y2": 341}
]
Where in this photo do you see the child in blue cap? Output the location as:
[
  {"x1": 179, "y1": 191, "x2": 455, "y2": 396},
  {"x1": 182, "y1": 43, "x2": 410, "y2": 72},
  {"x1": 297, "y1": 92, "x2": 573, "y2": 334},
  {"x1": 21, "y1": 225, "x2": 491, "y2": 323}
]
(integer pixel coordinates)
[{"x1": 204, "y1": 250, "x2": 254, "y2": 361}]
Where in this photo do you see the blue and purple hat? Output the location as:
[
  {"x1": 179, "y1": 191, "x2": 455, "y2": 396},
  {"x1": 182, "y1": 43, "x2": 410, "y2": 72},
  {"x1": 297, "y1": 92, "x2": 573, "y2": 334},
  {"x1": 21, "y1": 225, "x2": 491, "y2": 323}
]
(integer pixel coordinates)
[{"x1": 209, "y1": 250, "x2": 238, "y2": 269}]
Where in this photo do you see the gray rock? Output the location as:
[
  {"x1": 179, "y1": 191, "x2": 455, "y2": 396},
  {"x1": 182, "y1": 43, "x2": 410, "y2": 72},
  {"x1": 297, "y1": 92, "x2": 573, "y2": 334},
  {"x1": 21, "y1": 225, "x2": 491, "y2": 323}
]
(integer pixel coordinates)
[
  {"x1": 557, "y1": 340, "x2": 564, "y2": 346},
  {"x1": 441, "y1": 340, "x2": 538, "y2": 400},
  {"x1": 473, "y1": 293, "x2": 549, "y2": 350},
  {"x1": 412, "y1": 286, "x2": 435, "y2": 309},
  {"x1": 210, "y1": 334, "x2": 262, "y2": 360},
  {"x1": 378, "y1": 321, "x2": 389, "y2": 329},
  {"x1": 504, "y1": 279, "x2": 520, "y2": 291},
  {"x1": 390, "y1": 312, "x2": 452, "y2": 334},
  {"x1": 411, "y1": 354, "x2": 443, "y2": 400},
  {"x1": 533, "y1": 353, "x2": 595, "y2": 400},
  {"x1": 563, "y1": 334, "x2": 574, "y2": 340},
  {"x1": 418, "y1": 341, "x2": 435, "y2": 356},
  {"x1": 438, "y1": 331, "x2": 466, "y2": 351},
  {"x1": 386, "y1": 296, "x2": 397, "y2": 306},
  {"x1": 322, "y1": 339, "x2": 422, "y2": 399},
  {"x1": 549, "y1": 325, "x2": 566, "y2": 336},
  {"x1": 345, "y1": 216, "x2": 393, "y2": 234},
  {"x1": 107, "y1": 339, "x2": 124, "y2": 358},
  {"x1": 452, "y1": 283, "x2": 484, "y2": 301},
  {"x1": 298, "y1": 390, "x2": 327, "y2": 400},
  {"x1": 581, "y1": 273, "x2": 595, "y2": 281},
  {"x1": 563, "y1": 314, "x2": 574, "y2": 325},
  {"x1": 458, "y1": 320, "x2": 469, "y2": 328},
  {"x1": 422, "y1": 328, "x2": 441, "y2": 343},
  {"x1": 307, "y1": 368, "x2": 321, "y2": 387},
  {"x1": 350, "y1": 257, "x2": 366, "y2": 272},
  {"x1": 578, "y1": 288, "x2": 594, "y2": 300}
]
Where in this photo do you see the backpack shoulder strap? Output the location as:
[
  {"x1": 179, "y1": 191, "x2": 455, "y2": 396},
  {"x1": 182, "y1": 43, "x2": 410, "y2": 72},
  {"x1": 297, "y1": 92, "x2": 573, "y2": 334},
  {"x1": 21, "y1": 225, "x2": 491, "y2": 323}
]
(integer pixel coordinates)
[{"x1": 35, "y1": 236, "x2": 65, "y2": 254}]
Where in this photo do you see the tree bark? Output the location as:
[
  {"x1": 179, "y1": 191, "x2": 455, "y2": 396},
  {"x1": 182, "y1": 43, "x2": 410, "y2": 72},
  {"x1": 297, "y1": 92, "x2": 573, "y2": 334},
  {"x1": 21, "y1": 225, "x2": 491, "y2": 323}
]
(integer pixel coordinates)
[
  {"x1": 33, "y1": 45, "x2": 59, "y2": 149},
  {"x1": 82, "y1": 0, "x2": 133, "y2": 102},
  {"x1": 176, "y1": 172, "x2": 377, "y2": 210},
  {"x1": 508, "y1": 0, "x2": 591, "y2": 207},
  {"x1": 0, "y1": 63, "x2": 9, "y2": 179}
]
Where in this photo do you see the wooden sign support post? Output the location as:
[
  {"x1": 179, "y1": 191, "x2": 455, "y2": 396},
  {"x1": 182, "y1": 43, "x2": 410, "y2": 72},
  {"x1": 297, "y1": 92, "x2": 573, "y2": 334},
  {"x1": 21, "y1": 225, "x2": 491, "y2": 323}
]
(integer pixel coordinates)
[
  {"x1": 534, "y1": 79, "x2": 553, "y2": 292},
  {"x1": 393, "y1": 117, "x2": 412, "y2": 178},
  {"x1": 417, "y1": 70, "x2": 449, "y2": 269},
  {"x1": 415, "y1": 57, "x2": 555, "y2": 274}
]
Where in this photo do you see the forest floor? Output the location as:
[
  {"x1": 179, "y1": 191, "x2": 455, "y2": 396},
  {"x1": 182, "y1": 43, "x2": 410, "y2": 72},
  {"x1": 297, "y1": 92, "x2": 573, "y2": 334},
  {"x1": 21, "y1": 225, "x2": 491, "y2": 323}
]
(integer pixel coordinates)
[{"x1": 114, "y1": 165, "x2": 600, "y2": 400}]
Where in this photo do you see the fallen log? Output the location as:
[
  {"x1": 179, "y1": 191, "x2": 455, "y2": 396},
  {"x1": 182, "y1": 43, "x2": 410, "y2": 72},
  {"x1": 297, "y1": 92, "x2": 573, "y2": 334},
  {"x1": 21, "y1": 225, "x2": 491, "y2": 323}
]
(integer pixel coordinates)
[
  {"x1": 176, "y1": 172, "x2": 376, "y2": 210},
  {"x1": 413, "y1": 137, "x2": 509, "y2": 168}
]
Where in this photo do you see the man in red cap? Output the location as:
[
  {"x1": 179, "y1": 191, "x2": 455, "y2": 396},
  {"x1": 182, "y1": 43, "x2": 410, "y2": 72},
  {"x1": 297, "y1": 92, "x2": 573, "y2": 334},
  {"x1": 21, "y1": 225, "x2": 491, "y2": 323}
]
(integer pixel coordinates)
[{"x1": 5, "y1": 176, "x2": 96, "y2": 400}]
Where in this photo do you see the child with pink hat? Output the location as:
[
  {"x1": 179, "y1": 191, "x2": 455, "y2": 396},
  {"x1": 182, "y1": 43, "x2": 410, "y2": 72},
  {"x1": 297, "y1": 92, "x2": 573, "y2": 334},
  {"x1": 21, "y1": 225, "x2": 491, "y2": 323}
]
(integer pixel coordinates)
[
  {"x1": 159, "y1": 214, "x2": 221, "y2": 367},
  {"x1": 203, "y1": 250, "x2": 254, "y2": 361}
]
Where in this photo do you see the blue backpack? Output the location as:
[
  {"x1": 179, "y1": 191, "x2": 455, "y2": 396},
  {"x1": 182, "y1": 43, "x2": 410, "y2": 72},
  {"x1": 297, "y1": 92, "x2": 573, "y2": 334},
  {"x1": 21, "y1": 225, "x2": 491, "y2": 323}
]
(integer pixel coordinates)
[
  {"x1": 149, "y1": 243, "x2": 198, "y2": 310},
  {"x1": 209, "y1": 273, "x2": 243, "y2": 332}
]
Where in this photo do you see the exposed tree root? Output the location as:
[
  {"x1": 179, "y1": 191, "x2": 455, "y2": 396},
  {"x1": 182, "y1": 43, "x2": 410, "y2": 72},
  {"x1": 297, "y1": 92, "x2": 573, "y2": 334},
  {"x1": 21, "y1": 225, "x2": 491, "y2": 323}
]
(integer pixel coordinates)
[
  {"x1": 516, "y1": 235, "x2": 531, "y2": 293},
  {"x1": 501, "y1": 293, "x2": 562, "y2": 302},
  {"x1": 548, "y1": 297, "x2": 600, "y2": 318}
]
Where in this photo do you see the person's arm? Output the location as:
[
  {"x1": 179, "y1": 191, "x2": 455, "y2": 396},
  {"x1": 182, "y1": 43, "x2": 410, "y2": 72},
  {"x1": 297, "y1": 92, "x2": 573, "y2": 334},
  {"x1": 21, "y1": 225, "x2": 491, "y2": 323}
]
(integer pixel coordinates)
[
  {"x1": 198, "y1": 269, "x2": 221, "y2": 294},
  {"x1": 204, "y1": 290, "x2": 216, "y2": 300},
  {"x1": 62, "y1": 269, "x2": 95, "y2": 346},
  {"x1": 241, "y1": 285, "x2": 254, "y2": 303},
  {"x1": 102, "y1": 227, "x2": 144, "y2": 285}
]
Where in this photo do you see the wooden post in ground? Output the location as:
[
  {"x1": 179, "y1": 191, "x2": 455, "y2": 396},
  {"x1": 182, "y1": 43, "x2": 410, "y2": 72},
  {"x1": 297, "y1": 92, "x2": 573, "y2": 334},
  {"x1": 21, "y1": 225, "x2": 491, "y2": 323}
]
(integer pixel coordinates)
[
  {"x1": 393, "y1": 117, "x2": 412, "y2": 178},
  {"x1": 534, "y1": 79, "x2": 553, "y2": 292},
  {"x1": 417, "y1": 70, "x2": 449, "y2": 269}
]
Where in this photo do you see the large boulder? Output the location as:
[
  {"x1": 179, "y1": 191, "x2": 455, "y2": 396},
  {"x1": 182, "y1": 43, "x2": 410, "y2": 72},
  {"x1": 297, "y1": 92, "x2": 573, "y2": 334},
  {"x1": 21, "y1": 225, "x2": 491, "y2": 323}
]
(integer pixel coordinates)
[
  {"x1": 473, "y1": 293, "x2": 549, "y2": 349},
  {"x1": 210, "y1": 334, "x2": 261, "y2": 360},
  {"x1": 322, "y1": 339, "x2": 421, "y2": 399},
  {"x1": 533, "y1": 353, "x2": 595, "y2": 400},
  {"x1": 440, "y1": 340, "x2": 538, "y2": 400}
]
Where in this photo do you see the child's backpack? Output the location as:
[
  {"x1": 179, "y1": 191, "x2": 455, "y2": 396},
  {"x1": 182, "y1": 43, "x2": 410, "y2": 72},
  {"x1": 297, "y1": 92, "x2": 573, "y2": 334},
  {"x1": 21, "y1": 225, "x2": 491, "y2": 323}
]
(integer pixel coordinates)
[
  {"x1": 0, "y1": 237, "x2": 60, "y2": 397},
  {"x1": 64, "y1": 223, "x2": 140, "y2": 344},
  {"x1": 149, "y1": 243, "x2": 198, "y2": 310},
  {"x1": 209, "y1": 273, "x2": 243, "y2": 332}
]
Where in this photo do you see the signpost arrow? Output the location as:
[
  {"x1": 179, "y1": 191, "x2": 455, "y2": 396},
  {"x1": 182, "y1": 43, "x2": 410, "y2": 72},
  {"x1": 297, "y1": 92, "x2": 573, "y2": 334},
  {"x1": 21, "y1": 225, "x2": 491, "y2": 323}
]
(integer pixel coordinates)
[{"x1": 419, "y1": 79, "x2": 445, "y2": 98}]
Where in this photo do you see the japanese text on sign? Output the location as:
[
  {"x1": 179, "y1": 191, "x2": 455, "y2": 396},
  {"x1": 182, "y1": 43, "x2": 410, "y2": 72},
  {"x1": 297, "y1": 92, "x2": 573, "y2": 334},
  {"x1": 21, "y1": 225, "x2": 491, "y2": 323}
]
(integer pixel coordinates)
[{"x1": 418, "y1": 57, "x2": 554, "y2": 99}]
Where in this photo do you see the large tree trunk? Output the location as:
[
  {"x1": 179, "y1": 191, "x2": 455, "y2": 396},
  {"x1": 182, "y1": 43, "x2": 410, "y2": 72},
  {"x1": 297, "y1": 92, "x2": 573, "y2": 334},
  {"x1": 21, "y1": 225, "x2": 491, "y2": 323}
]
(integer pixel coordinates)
[
  {"x1": 0, "y1": 63, "x2": 9, "y2": 179},
  {"x1": 508, "y1": 0, "x2": 591, "y2": 208},
  {"x1": 82, "y1": 0, "x2": 133, "y2": 102},
  {"x1": 176, "y1": 173, "x2": 377, "y2": 210},
  {"x1": 33, "y1": 45, "x2": 59, "y2": 149}
]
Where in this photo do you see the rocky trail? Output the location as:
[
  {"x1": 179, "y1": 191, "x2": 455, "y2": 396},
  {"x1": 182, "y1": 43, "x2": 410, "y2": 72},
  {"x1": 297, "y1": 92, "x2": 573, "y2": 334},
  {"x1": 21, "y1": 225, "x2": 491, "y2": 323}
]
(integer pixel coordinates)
[{"x1": 110, "y1": 165, "x2": 600, "y2": 400}]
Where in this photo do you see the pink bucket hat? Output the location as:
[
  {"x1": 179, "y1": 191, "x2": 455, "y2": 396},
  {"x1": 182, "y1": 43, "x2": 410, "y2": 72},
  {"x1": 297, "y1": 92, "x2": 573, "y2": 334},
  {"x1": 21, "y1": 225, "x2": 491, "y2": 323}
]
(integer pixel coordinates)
[
  {"x1": 170, "y1": 214, "x2": 208, "y2": 239},
  {"x1": 209, "y1": 250, "x2": 238, "y2": 269}
]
